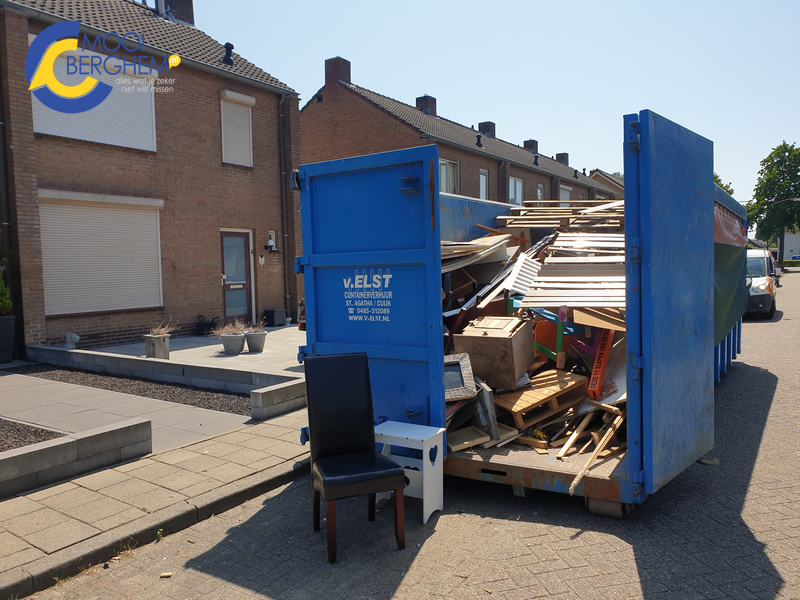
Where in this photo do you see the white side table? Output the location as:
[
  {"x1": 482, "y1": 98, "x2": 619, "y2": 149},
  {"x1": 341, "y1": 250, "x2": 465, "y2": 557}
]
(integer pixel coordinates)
[{"x1": 374, "y1": 421, "x2": 445, "y2": 525}]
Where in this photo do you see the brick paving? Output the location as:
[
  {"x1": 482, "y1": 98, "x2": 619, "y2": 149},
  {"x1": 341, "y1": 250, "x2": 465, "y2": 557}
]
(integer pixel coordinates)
[{"x1": 14, "y1": 271, "x2": 799, "y2": 599}]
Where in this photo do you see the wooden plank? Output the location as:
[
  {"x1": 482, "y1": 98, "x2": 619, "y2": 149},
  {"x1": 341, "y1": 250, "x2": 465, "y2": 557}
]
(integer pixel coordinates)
[
  {"x1": 480, "y1": 423, "x2": 519, "y2": 449},
  {"x1": 543, "y1": 256, "x2": 625, "y2": 264},
  {"x1": 568, "y1": 410, "x2": 626, "y2": 495},
  {"x1": 494, "y1": 371, "x2": 588, "y2": 429},
  {"x1": 526, "y1": 281, "x2": 625, "y2": 289},
  {"x1": 555, "y1": 412, "x2": 594, "y2": 459},
  {"x1": 446, "y1": 426, "x2": 491, "y2": 452},
  {"x1": 525, "y1": 289, "x2": 626, "y2": 297},
  {"x1": 571, "y1": 308, "x2": 627, "y2": 331}
]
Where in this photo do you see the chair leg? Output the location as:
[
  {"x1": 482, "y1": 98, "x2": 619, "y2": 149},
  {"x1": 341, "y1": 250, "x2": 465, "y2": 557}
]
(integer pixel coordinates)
[
  {"x1": 394, "y1": 487, "x2": 405, "y2": 550},
  {"x1": 313, "y1": 490, "x2": 320, "y2": 531},
  {"x1": 326, "y1": 499, "x2": 337, "y2": 563},
  {"x1": 368, "y1": 493, "x2": 376, "y2": 521}
]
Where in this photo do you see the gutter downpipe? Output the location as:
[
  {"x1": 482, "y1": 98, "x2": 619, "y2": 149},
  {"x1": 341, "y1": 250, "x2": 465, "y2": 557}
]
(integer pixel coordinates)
[
  {"x1": 0, "y1": 58, "x2": 22, "y2": 359},
  {"x1": 278, "y1": 94, "x2": 291, "y2": 315}
]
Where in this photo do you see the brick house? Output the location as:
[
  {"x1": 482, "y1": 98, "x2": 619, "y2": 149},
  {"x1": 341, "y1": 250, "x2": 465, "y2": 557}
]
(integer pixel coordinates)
[
  {"x1": 301, "y1": 57, "x2": 616, "y2": 206},
  {"x1": 589, "y1": 168, "x2": 625, "y2": 198},
  {"x1": 0, "y1": 0, "x2": 302, "y2": 353}
]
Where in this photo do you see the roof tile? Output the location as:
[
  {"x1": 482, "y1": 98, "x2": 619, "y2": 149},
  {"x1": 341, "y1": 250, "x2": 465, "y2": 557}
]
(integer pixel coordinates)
[{"x1": 10, "y1": 0, "x2": 295, "y2": 94}]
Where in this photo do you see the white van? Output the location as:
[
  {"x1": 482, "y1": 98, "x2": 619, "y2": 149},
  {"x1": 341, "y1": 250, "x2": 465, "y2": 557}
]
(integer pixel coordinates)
[{"x1": 745, "y1": 248, "x2": 778, "y2": 319}]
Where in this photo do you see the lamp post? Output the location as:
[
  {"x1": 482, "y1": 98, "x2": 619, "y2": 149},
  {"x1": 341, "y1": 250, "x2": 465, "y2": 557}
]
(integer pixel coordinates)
[{"x1": 768, "y1": 197, "x2": 800, "y2": 266}]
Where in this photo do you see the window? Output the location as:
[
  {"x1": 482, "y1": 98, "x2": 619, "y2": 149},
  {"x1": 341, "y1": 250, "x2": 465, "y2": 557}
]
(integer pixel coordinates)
[
  {"x1": 29, "y1": 35, "x2": 157, "y2": 151},
  {"x1": 479, "y1": 169, "x2": 489, "y2": 200},
  {"x1": 439, "y1": 159, "x2": 459, "y2": 194},
  {"x1": 221, "y1": 90, "x2": 255, "y2": 167},
  {"x1": 38, "y1": 189, "x2": 164, "y2": 315},
  {"x1": 509, "y1": 177, "x2": 524, "y2": 205},
  {"x1": 578, "y1": 194, "x2": 585, "y2": 201},
  {"x1": 559, "y1": 185, "x2": 572, "y2": 207},
  {"x1": 537, "y1": 184, "x2": 545, "y2": 201}
]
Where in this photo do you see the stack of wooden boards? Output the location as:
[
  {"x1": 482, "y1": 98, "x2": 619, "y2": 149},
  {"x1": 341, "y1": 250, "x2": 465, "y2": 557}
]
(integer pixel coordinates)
[{"x1": 442, "y1": 199, "x2": 629, "y2": 493}]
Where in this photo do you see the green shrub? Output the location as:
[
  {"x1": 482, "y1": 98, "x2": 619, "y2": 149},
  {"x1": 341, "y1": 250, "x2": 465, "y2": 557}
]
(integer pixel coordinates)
[
  {"x1": 0, "y1": 277, "x2": 12, "y2": 315},
  {"x1": 782, "y1": 260, "x2": 800, "y2": 267}
]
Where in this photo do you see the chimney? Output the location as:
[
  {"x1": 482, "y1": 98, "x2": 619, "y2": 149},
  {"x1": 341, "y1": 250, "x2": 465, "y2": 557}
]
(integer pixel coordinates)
[
  {"x1": 325, "y1": 57, "x2": 351, "y2": 88},
  {"x1": 556, "y1": 152, "x2": 569, "y2": 166},
  {"x1": 416, "y1": 95, "x2": 437, "y2": 116},
  {"x1": 479, "y1": 121, "x2": 496, "y2": 138},
  {"x1": 166, "y1": 0, "x2": 194, "y2": 24},
  {"x1": 523, "y1": 139, "x2": 538, "y2": 154}
]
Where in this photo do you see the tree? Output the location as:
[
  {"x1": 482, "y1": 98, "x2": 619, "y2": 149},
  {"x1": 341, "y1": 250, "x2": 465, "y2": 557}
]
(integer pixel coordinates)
[
  {"x1": 713, "y1": 173, "x2": 734, "y2": 196},
  {"x1": 611, "y1": 171, "x2": 623, "y2": 180},
  {"x1": 748, "y1": 141, "x2": 800, "y2": 263}
]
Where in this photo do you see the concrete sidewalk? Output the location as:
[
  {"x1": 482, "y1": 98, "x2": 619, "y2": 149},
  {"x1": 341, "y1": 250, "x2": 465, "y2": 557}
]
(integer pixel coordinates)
[{"x1": 0, "y1": 326, "x2": 311, "y2": 598}]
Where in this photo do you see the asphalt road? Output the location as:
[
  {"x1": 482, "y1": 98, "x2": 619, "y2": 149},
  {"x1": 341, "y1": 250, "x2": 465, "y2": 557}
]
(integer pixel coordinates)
[{"x1": 28, "y1": 273, "x2": 800, "y2": 600}]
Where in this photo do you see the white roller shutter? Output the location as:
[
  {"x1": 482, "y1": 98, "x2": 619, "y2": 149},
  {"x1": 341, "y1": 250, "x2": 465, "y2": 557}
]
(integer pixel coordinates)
[
  {"x1": 29, "y1": 35, "x2": 157, "y2": 152},
  {"x1": 221, "y1": 90, "x2": 254, "y2": 167},
  {"x1": 39, "y1": 193, "x2": 163, "y2": 316}
]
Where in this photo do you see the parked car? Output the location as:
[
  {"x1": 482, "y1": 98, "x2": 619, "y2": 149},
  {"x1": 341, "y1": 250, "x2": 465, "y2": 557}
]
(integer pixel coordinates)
[{"x1": 745, "y1": 248, "x2": 778, "y2": 319}]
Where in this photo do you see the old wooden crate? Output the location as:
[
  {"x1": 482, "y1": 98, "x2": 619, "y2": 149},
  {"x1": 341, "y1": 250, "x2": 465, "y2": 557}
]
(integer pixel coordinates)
[{"x1": 453, "y1": 316, "x2": 534, "y2": 390}]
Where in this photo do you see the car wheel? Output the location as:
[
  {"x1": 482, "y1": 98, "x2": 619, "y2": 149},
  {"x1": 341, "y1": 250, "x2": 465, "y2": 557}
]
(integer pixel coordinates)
[{"x1": 764, "y1": 299, "x2": 776, "y2": 320}]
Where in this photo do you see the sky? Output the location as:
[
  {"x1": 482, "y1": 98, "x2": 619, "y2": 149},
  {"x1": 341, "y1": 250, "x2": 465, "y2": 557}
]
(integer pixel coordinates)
[{"x1": 193, "y1": 0, "x2": 800, "y2": 206}]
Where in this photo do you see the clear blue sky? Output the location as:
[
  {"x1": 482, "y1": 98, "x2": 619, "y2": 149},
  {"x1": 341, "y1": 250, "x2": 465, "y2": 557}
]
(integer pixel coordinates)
[{"x1": 193, "y1": 0, "x2": 799, "y2": 205}]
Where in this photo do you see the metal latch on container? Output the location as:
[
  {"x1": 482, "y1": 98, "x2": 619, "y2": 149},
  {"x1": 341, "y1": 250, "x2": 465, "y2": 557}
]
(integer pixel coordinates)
[
  {"x1": 626, "y1": 120, "x2": 640, "y2": 152},
  {"x1": 297, "y1": 345, "x2": 310, "y2": 363},
  {"x1": 631, "y1": 355, "x2": 643, "y2": 381},
  {"x1": 398, "y1": 176, "x2": 420, "y2": 194},
  {"x1": 294, "y1": 255, "x2": 310, "y2": 275},
  {"x1": 627, "y1": 237, "x2": 642, "y2": 262}
]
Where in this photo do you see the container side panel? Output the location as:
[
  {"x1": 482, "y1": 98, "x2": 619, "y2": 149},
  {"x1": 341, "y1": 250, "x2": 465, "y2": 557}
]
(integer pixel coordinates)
[
  {"x1": 299, "y1": 147, "x2": 445, "y2": 430},
  {"x1": 638, "y1": 110, "x2": 715, "y2": 494},
  {"x1": 310, "y1": 165, "x2": 428, "y2": 254}
]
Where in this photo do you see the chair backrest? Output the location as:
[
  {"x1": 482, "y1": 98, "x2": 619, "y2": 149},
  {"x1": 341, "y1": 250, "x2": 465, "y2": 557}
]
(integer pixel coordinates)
[{"x1": 304, "y1": 353, "x2": 377, "y2": 462}]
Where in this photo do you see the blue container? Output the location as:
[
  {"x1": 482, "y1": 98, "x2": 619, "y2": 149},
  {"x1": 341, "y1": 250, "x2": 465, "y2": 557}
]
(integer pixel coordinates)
[{"x1": 297, "y1": 111, "x2": 738, "y2": 512}]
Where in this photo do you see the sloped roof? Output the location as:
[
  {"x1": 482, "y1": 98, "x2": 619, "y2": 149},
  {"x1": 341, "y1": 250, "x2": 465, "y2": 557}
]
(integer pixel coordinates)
[
  {"x1": 344, "y1": 83, "x2": 614, "y2": 195},
  {"x1": 590, "y1": 168, "x2": 624, "y2": 188},
  {"x1": 7, "y1": 0, "x2": 296, "y2": 94}
]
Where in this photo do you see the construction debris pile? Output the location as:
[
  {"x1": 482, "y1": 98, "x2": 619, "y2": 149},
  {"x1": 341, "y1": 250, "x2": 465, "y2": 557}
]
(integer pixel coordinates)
[{"x1": 441, "y1": 200, "x2": 627, "y2": 494}]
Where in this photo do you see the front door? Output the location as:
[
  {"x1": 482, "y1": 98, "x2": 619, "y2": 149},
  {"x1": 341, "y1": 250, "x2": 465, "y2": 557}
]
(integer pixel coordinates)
[{"x1": 220, "y1": 231, "x2": 252, "y2": 324}]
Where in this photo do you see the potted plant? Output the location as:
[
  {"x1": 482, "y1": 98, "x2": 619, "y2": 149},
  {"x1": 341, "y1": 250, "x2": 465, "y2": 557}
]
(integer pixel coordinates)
[
  {"x1": 0, "y1": 274, "x2": 13, "y2": 364},
  {"x1": 212, "y1": 319, "x2": 246, "y2": 355},
  {"x1": 144, "y1": 319, "x2": 177, "y2": 359},
  {"x1": 244, "y1": 318, "x2": 267, "y2": 353}
]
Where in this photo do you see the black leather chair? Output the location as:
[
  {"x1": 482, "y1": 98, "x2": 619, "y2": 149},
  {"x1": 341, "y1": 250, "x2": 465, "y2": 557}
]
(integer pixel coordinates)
[{"x1": 304, "y1": 352, "x2": 406, "y2": 563}]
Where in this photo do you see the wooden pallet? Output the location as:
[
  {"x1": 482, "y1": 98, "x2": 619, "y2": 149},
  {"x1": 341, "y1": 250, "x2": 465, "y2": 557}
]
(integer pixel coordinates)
[{"x1": 493, "y1": 370, "x2": 588, "y2": 429}]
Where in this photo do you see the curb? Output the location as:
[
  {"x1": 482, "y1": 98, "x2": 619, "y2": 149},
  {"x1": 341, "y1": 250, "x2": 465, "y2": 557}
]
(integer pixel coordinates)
[{"x1": 0, "y1": 457, "x2": 310, "y2": 599}]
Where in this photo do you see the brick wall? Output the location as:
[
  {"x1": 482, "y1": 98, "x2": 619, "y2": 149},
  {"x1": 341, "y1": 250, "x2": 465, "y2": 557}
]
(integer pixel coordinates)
[
  {"x1": 300, "y1": 84, "x2": 423, "y2": 165},
  {"x1": 4, "y1": 15, "x2": 300, "y2": 348}
]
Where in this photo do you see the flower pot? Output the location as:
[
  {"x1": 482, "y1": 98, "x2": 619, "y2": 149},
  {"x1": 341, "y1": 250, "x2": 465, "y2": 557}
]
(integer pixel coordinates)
[
  {"x1": 0, "y1": 315, "x2": 14, "y2": 364},
  {"x1": 220, "y1": 333, "x2": 246, "y2": 355},
  {"x1": 244, "y1": 330, "x2": 267, "y2": 353},
  {"x1": 144, "y1": 333, "x2": 170, "y2": 359}
]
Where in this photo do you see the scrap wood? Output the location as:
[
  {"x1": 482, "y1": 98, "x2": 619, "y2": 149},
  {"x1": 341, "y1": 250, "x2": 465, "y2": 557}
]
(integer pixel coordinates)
[
  {"x1": 474, "y1": 223, "x2": 530, "y2": 249},
  {"x1": 480, "y1": 423, "x2": 519, "y2": 449},
  {"x1": 588, "y1": 329, "x2": 614, "y2": 399},
  {"x1": 447, "y1": 426, "x2": 491, "y2": 452},
  {"x1": 493, "y1": 370, "x2": 588, "y2": 429},
  {"x1": 569, "y1": 410, "x2": 626, "y2": 495},
  {"x1": 556, "y1": 412, "x2": 594, "y2": 459}
]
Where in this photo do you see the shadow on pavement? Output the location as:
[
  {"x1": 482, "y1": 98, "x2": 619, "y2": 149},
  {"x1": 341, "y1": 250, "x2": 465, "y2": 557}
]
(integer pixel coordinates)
[
  {"x1": 185, "y1": 478, "x2": 428, "y2": 598},
  {"x1": 185, "y1": 363, "x2": 782, "y2": 599}
]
